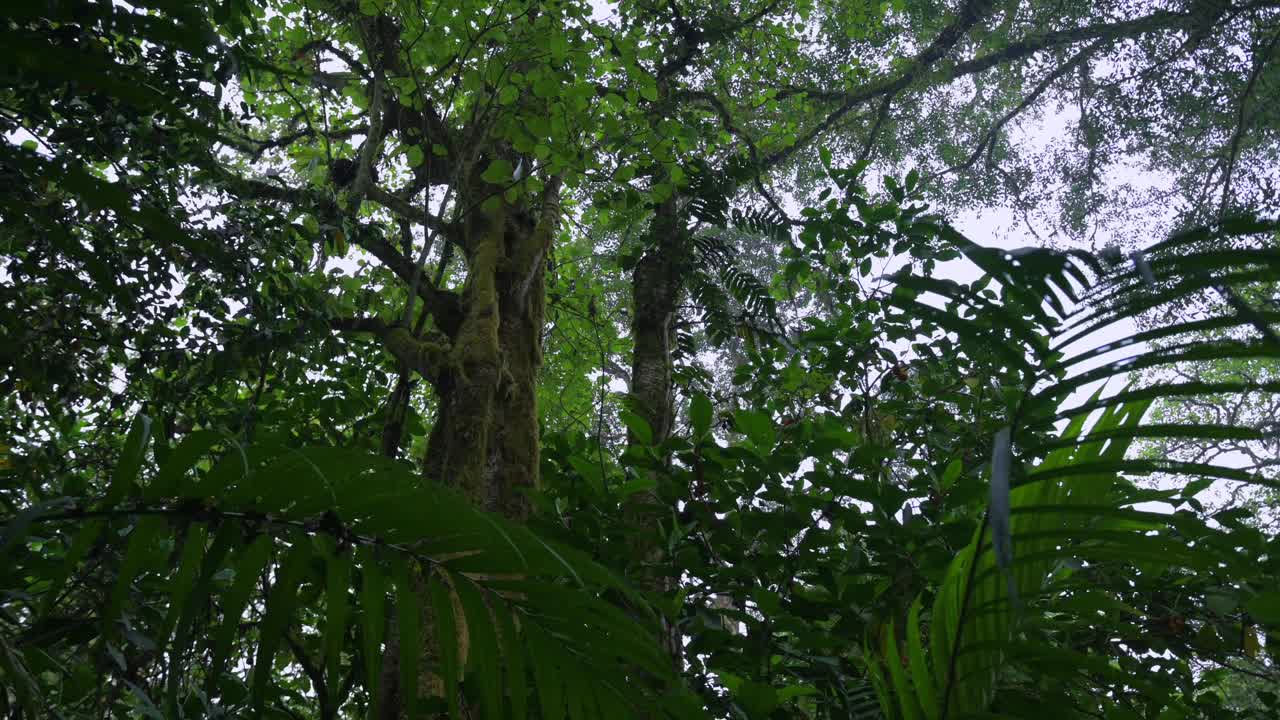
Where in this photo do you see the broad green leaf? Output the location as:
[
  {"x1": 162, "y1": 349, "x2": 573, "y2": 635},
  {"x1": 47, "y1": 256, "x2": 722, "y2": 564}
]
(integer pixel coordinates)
[
  {"x1": 405, "y1": 144, "x2": 425, "y2": 167},
  {"x1": 428, "y1": 568, "x2": 462, "y2": 720},
  {"x1": 359, "y1": 546, "x2": 386, "y2": 709},
  {"x1": 392, "y1": 555, "x2": 422, "y2": 720},
  {"x1": 733, "y1": 410, "x2": 775, "y2": 450},
  {"x1": 208, "y1": 534, "x2": 272, "y2": 692},
  {"x1": 159, "y1": 522, "x2": 209, "y2": 645},
  {"x1": 105, "y1": 414, "x2": 152, "y2": 506},
  {"x1": 40, "y1": 519, "x2": 104, "y2": 617},
  {"x1": 104, "y1": 515, "x2": 165, "y2": 638},
  {"x1": 323, "y1": 548, "x2": 352, "y2": 708},
  {"x1": 497, "y1": 596, "x2": 528, "y2": 720},
  {"x1": 526, "y1": 621, "x2": 565, "y2": 720},
  {"x1": 146, "y1": 430, "x2": 221, "y2": 500},
  {"x1": 480, "y1": 159, "x2": 514, "y2": 185},
  {"x1": 252, "y1": 536, "x2": 313, "y2": 713},
  {"x1": 883, "y1": 621, "x2": 921, "y2": 720},
  {"x1": 0, "y1": 635, "x2": 39, "y2": 719},
  {"x1": 906, "y1": 599, "x2": 937, "y2": 720},
  {"x1": 620, "y1": 410, "x2": 653, "y2": 445},
  {"x1": 1246, "y1": 591, "x2": 1280, "y2": 625},
  {"x1": 169, "y1": 522, "x2": 238, "y2": 711},
  {"x1": 455, "y1": 577, "x2": 503, "y2": 720},
  {"x1": 690, "y1": 394, "x2": 712, "y2": 436}
]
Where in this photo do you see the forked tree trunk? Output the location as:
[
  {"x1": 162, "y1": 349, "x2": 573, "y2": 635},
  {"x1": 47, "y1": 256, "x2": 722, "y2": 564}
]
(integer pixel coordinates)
[
  {"x1": 422, "y1": 176, "x2": 561, "y2": 518},
  {"x1": 373, "y1": 169, "x2": 560, "y2": 719}
]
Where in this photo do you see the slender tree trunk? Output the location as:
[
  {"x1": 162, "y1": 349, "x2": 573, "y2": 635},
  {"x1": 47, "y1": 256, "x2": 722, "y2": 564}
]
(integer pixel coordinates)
[
  {"x1": 624, "y1": 196, "x2": 691, "y2": 664},
  {"x1": 628, "y1": 197, "x2": 686, "y2": 451}
]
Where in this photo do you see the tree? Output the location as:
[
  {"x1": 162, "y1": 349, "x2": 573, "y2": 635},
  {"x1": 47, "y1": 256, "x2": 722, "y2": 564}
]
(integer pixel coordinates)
[{"x1": 2, "y1": 1, "x2": 1280, "y2": 719}]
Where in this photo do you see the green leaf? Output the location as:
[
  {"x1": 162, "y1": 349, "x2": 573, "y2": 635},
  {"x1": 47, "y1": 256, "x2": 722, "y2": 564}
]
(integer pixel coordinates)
[
  {"x1": 169, "y1": 522, "x2": 239, "y2": 711},
  {"x1": 906, "y1": 598, "x2": 937, "y2": 720},
  {"x1": 481, "y1": 159, "x2": 515, "y2": 185},
  {"x1": 455, "y1": 577, "x2": 503, "y2": 720},
  {"x1": 613, "y1": 476, "x2": 657, "y2": 498},
  {"x1": 733, "y1": 410, "x2": 775, "y2": 450},
  {"x1": 0, "y1": 500, "x2": 60, "y2": 575},
  {"x1": 405, "y1": 144, "x2": 425, "y2": 167},
  {"x1": 1247, "y1": 591, "x2": 1280, "y2": 625},
  {"x1": 323, "y1": 548, "x2": 352, "y2": 709},
  {"x1": 359, "y1": 546, "x2": 386, "y2": 711},
  {"x1": 159, "y1": 522, "x2": 209, "y2": 646},
  {"x1": 146, "y1": 430, "x2": 221, "y2": 500},
  {"x1": 526, "y1": 624, "x2": 565, "y2": 720},
  {"x1": 620, "y1": 410, "x2": 654, "y2": 445},
  {"x1": 939, "y1": 459, "x2": 962, "y2": 490},
  {"x1": 208, "y1": 533, "x2": 273, "y2": 692},
  {"x1": 105, "y1": 414, "x2": 152, "y2": 506},
  {"x1": 690, "y1": 394, "x2": 712, "y2": 436},
  {"x1": 40, "y1": 519, "x2": 104, "y2": 617},
  {"x1": 497, "y1": 596, "x2": 528, "y2": 720},
  {"x1": 0, "y1": 635, "x2": 39, "y2": 719},
  {"x1": 392, "y1": 555, "x2": 422, "y2": 719},
  {"x1": 104, "y1": 516, "x2": 165, "y2": 638},
  {"x1": 428, "y1": 569, "x2": 462, "y2": 720},
  {"x1": 883, "y1": 620, "x2": 922, "y2": 720},
  {"x1": 732, "y1": 679, "x2": 779, "y2": 719},
  {"x1": 252, "y1": 536, "x2": 313, "y2": 714}
]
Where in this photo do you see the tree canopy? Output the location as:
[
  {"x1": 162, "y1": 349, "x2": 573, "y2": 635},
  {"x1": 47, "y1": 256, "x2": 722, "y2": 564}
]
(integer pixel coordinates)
[{"x1": 2, "y1": 1, "x2": 1280, "y2": 719}]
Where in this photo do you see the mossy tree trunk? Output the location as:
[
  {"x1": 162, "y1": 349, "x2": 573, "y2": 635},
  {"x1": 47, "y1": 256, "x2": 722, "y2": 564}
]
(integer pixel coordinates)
[{"x1": 421, "y1": 173, "x2": 561, "y2": 519}]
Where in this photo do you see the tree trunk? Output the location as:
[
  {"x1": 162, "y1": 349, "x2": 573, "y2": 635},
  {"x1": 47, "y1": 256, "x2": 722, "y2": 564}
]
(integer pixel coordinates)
[
  {"x1": 628, "y1": 197, "x2": 687, "y2": 451},
  {"x1": 373, "y1": 169, "x2": 559, "y2": 718},
  {"x1": 624, "y1": 196, "x2": 690, "y2": 665},
  {"x1": 422, "y1": 176, "x2": 560, "y2": 519}
]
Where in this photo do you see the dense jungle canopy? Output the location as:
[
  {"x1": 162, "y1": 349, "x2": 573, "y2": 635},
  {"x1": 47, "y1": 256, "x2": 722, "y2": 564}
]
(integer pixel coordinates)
[{"x1": 2, "y1": 0, "x2": 1280, "y2": 718}]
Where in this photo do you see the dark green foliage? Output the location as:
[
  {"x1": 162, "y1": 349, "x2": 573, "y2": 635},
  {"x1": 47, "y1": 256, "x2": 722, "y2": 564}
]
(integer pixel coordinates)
[
  {"x1": 0, "y1": 438, "x2": 690, "y2": 718},
  {"x1": 4, "y1": 0, "x2": 1280, "y2": 718}
]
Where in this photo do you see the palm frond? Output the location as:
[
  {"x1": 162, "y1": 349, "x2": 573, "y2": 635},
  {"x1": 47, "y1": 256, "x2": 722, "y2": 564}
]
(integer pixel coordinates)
[
  {"x1": 868, "y1": 216, "x2": 1280, "y2": 719},
  {"x1": 7, "y1": 437, "x2": 698, "y2": 719}
]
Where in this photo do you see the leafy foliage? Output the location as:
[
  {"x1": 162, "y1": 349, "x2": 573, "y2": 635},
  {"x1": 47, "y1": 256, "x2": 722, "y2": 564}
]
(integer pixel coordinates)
[{"x1": 4, "y1": 0, "x2": 1280, "y2": 719}]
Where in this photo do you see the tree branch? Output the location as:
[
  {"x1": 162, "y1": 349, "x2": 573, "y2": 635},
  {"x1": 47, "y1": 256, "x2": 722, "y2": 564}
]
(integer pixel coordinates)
[
  {"x1": 763, "y1": 0, "x2": 994, "y2": 171},
  {"x1": 331, "y1": 316, "x2": 452, "y2": 383},
  {"x1": 1220, "y1": 29, "x2": 1280, "y2": 216},
  {"x1": 364, "y1": 185, "x2": 462, "y2": 246},
  {"x1": 678, "y1": 90, "x2": 800, "y2": 224},
  {"x1": 932, "y1": 38, "x2": 1106, "y2": 181}
]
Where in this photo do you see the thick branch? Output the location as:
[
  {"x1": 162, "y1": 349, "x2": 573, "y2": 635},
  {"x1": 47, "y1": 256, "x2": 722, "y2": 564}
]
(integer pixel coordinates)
[
  {"x1": 364, "y1": 185, "x2": 463, "y2": 247},
  {"x1": 355, "y1": 231, "x2": 464, "y2": 337},
  {"x1": 678, "y1": 90, "x2": 797, "y2": 222},
  {"x1": 222, "y1": 124, "x2": 364, "y2": 161},
  {"x1": 224, "y1": 175, "x2": 463, "y2": 335},
  {"x1": 657, "y1": 0, "x2": 787, "y2": 81},
  {"x1": 765, "y1": 4, "x2": 1265, "y2": 172},
  {"x1": 331, "y1": 316, "x2": 451, "y2": 382}
]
